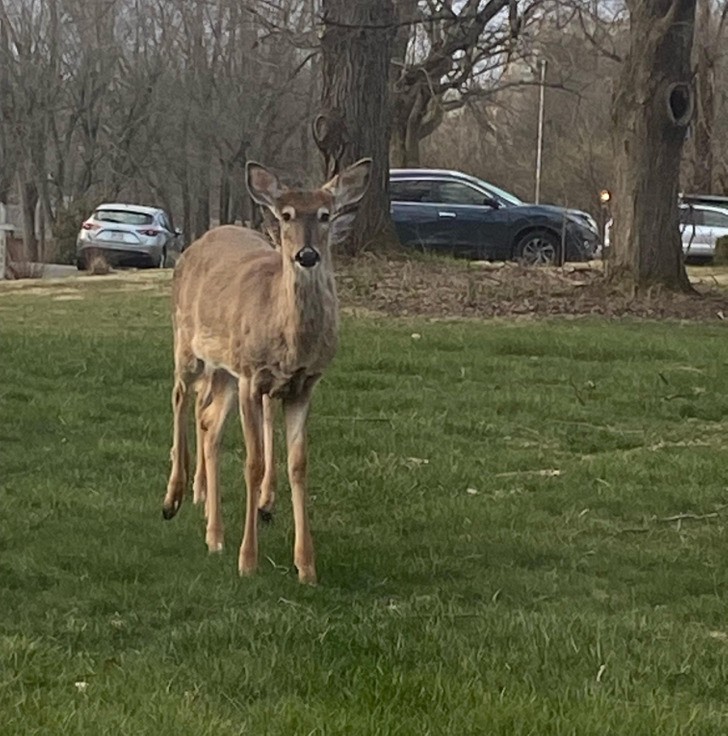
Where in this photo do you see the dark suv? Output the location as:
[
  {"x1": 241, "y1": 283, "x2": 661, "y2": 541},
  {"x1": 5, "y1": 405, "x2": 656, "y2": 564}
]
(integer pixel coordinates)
[{"x1": 389, "y1": 168, "x2": 600, "y2": 264}]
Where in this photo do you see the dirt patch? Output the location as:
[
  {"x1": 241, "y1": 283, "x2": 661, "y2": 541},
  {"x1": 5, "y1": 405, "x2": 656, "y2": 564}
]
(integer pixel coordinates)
[
  {"x1": 335, "y1": 256, "x2": 728, "y2": 322},
  {"x1": 3, "y1": 257, "x2": 728, "y2": 322}
]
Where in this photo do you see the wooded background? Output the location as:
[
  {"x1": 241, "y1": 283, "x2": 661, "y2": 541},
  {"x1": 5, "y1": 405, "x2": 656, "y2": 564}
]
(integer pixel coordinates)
[{"x1": 0, "y1": 0, "x2": 723, "y2": 263}]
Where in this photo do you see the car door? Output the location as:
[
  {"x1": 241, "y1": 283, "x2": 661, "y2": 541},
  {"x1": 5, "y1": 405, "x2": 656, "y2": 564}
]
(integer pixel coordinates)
[
  {"x1": 389, "y1": 179, "x2": 443, "y2": 250},
  {"x1": 431, "y1": 180, "x2": 513, "y2": 259}
]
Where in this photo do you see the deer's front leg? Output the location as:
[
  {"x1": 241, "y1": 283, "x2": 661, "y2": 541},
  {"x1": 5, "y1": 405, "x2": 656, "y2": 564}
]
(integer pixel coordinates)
[
  {"x1": 283, "y1": 381, "x2": 317, "y2": 585},
  {"x1": 192, "y1": 378, "x2": 209, "y2": 508},
  {"x1": 238, "y1": 380, "x2": 265, "y2": 576},
  {"x1": 258, "y1": 393, "x2": 277, "y2": 522}
]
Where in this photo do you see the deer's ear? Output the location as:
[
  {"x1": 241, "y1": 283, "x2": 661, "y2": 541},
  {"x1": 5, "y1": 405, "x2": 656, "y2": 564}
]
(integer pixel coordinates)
[
  {"x1": 246, "y1": 162, "x2": 287, "y2": 212},
  {"x1": 323, "y1": 158, "x2": 372, "y2": 209}
]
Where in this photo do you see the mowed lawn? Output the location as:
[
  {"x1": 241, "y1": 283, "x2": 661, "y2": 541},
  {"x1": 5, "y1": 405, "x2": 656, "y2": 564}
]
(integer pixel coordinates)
[{"x1": 2, "y1": 277, "x2": 728, "y2": 735}]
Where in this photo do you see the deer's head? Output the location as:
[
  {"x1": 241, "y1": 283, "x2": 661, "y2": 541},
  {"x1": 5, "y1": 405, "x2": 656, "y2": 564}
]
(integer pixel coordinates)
[{"x1": 246, "y1": 159, "x2": 372, "y2": 269}]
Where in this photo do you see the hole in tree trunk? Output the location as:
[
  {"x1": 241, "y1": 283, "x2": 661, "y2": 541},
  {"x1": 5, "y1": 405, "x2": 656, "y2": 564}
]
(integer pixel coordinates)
[{"x1": 667, "y1": 83, "x2": 693, "y2": 126}]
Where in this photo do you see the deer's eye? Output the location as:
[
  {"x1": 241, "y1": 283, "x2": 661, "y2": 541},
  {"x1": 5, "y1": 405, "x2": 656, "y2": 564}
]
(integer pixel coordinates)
[
  {"x1": 281, "y1": 206, "x2": 296, "y2": 222},
  {"x1": 318, "y1": 208, "x2": 330, "y2": 223}
]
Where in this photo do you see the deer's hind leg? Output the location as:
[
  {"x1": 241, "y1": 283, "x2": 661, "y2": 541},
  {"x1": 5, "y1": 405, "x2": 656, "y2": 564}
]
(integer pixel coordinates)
[
  {"x1": 199, "y1": 370, "x2": 236, "y2": 553},
  {"x1": 163, "y1": 350, "x2": 201, "y2": 520}
]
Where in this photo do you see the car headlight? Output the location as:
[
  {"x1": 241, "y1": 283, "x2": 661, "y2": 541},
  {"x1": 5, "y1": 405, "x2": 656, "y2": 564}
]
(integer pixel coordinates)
[{"x1": 566, "y1": 212, "x2": 598, "y2": 234}]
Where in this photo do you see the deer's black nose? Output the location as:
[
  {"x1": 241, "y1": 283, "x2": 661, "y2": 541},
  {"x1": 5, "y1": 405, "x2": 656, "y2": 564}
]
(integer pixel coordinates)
[{"x1": 294, "y1": 247, "x2": 320, "y2": 268}]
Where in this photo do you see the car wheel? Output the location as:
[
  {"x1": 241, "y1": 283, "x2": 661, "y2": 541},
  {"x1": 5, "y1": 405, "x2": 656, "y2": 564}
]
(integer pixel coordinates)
[
  {"x1": 514, "y1": 229, "x2": 561, "y2": 266},
  {"x1": 76, "y1": 257, "x2": 86, "y2": 271}
]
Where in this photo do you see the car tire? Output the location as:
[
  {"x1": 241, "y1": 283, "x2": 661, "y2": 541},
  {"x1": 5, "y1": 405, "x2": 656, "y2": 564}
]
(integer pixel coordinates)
[
  {"x1": 513, "y1": 229, "x2": 562, "y2": 266},
  {"x1": 76, "y1": 257, "x2": 86, "y2": 271}
]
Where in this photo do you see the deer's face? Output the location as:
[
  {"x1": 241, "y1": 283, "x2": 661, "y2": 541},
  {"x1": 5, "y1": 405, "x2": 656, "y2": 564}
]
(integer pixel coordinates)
[
  {"x1": 246, "y1": 159, "x2": 372, "y2": 270},
  {"x1": 274, "y1": 190, "x2": 334, "y2": 269}
]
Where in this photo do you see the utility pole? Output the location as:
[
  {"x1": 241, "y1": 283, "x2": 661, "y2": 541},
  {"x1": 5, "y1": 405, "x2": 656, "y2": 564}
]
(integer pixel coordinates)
[{"x1": 534, "y1": 58, "x2": 547, "y2": 204}]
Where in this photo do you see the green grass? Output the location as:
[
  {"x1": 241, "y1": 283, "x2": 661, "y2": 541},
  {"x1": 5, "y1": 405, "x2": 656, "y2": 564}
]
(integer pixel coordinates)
[{"x1": 2, "y1": 280, "x2": 728, "y2": 734}]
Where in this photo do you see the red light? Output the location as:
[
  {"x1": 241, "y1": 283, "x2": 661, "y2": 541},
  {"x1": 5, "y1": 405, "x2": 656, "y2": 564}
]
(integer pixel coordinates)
[
  {"x1": 138, "y1": 228, "x2": 160, "y2": 236},
  {"x1": 82, "y1": 222, "x2": 99, "y2": 231}
]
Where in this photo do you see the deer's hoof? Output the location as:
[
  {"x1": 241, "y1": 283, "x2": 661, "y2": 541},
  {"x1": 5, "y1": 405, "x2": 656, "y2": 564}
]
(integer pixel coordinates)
[
  {"x1": 258, "y1": 509, "x2": 274, "y2": 524},
  {"x1": 162, "y1": 499, "x2": 180, "y2": 520}
]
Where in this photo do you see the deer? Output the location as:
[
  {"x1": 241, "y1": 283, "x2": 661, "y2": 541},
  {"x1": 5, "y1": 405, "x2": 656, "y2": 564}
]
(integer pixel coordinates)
[{"x1": 162, "y1": 158, "x2": 372, "y2": 584}]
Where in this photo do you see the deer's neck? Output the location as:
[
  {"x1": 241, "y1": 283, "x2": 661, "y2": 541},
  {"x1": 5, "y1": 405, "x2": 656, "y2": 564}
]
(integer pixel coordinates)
[{"x1": 278, "y1": 254, "x2": 339, "y2": 360}]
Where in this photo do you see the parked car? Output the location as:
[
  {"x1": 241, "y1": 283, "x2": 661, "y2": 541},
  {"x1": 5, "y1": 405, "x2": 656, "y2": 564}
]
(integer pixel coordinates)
[
  {"x1": 680, "y1": 203, "x2": 728, "y2": 261},
  {"x1": 76, "y1": 203, "x2": 182, "y2": 269},
  {"x1": 681, "y1": 193, "x2": 728, "y2": 210},
  {"x1": 388, "y1": 168, "x2": 600, "y2": 264},
  {"x1": 602, "y1": 203, "x2": 728, "y2": 262}
]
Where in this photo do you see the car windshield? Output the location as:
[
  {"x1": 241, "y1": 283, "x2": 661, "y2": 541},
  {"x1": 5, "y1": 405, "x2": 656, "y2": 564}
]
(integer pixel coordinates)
[
  {"x1": 94, "y1": 209, "x2": 154, "y2": 226},
  {"x1": 447, "y1": 173, "x2": 523, "y2": 206},
  {"x1": 477, "y1": 180, "x2": 523, "y2": 206}
]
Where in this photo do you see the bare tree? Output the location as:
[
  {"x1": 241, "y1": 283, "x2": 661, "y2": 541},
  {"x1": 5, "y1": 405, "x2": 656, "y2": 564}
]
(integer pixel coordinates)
[
  {"x1": 389, "y1": 0, "x2": 543, "y2": 166},
  {"x1": 608, "y1": 0, "x2": 696, "y2": 292}
]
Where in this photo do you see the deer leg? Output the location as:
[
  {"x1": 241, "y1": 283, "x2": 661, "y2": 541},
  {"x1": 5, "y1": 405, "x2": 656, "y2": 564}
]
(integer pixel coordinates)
[
  {"x1": 258, "y1": 393, "x2": 277, "y2": 522},
  {"x1": 284, "y1": 381, "x2": 317, "y2": 585},
  {"x1": 192, "y1": 374, "x2": 212, "y2": 508},
  {"x1": 163, "y1": 371, "x2": 194, "y2": 520},
  {"x1": 238, "y1": 379, "x2": 265, "y2": 576},
  {"x1": 200, "y1": 371, "x2": 236, "y2": 553}
]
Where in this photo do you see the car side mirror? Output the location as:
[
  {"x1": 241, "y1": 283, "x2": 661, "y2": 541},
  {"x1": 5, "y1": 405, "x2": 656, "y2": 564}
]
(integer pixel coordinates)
[{"x1": 483, "y1": 197, "x2": 501, "y2": 209}]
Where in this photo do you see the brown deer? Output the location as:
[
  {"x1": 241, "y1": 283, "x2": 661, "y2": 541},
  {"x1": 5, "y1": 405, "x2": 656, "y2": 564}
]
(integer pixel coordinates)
[{"x1": 162, "y1": 159, "x2": 372, "y2": 584}]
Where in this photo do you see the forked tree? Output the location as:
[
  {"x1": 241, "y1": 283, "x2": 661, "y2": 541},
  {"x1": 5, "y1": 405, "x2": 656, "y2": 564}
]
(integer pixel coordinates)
[{"x1": 162, "y1": 159, "x2": 371, "y2": 585}]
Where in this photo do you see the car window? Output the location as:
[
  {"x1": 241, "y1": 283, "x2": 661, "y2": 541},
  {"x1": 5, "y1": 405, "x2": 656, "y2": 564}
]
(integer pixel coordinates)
[
  {"x1": 94, "y1": 209, "x2": 154, "y2": 226},
  {"x1": 679, "y1": 207, "x2": 703, "y2": 228},
  {"x1": 700, "y1": 209, "x2": 728, "y2": 228},
  {"x1": 436, "y1": 182, "x2": 489, "y2": 206},
  {"x1": 389, "y1": 180, "x2": 437, "y2": 203}
]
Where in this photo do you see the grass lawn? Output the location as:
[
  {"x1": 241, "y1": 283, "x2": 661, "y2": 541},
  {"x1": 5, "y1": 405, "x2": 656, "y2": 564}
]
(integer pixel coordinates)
[{"x1": 1, "y1": 276, "x2": 728, "y2": 734}]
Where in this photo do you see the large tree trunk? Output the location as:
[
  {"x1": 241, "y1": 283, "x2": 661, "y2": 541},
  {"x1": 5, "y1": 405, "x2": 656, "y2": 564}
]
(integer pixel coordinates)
[
  {"x1": 608, "y1": 0, "x2": 696, "y2": 293},
  {"x1": 315, "y1": 0, "x2": 397, "y2": 254}
]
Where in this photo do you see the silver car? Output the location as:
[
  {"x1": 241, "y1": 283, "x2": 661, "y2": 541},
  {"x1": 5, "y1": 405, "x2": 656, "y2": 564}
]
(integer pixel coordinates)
[
  {"x1": 76, "y1": 203, "x2": 181, "y2": 269},
  {"x1": 680, "y1": 203, "x2": 728, "y2": 261},
  {"x1": 603, "y1": 203, "x2": 728, "y2": 262}
]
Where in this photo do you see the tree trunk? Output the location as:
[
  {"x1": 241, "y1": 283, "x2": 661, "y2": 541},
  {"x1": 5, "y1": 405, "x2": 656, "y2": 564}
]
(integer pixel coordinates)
[
  {"x1": 194, "y1": 183, "x2": 210, "y2": 239},
  {"x1": 219, "y1": 161, "x2": 232, "y2": 225},
  {"x1": 608, "y1": 0, "x2": 696, "y2": 293},
  {"x1": 390, "y1": 83, "x2": 442, "y2": 167},
  {"x1": 316, "y1": 0, "x2": 397, "y2": 254},
  {"x1": 19, "y1": 174, "x2": 39, "y2": 262},
  {"x1": 390, "y1": 100, "x2": 425, "y2": 168},
  {"x1": 691, "y1": 0, "x2": 714, "y2": 193}
]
